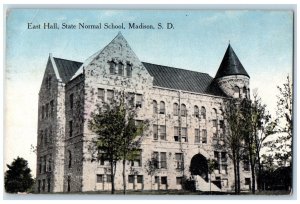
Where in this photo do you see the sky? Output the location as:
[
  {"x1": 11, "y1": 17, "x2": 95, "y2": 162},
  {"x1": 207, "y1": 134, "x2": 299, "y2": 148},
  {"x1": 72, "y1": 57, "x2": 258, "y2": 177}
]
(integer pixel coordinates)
[{"x1": 4, "y1": 9, "x2": 293, "y2": 177}]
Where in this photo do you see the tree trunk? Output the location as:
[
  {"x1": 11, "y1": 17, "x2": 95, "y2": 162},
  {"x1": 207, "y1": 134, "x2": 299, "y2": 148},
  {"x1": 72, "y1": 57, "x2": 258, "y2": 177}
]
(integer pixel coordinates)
[
  {"x1": 237, "y1": 154, "x2": 241, "y2": 194},
  {"x1": 249, "y1": 137, "x2": 256, "y2": 194},
  {"x1": 122, "y1": 159, "x2": 126, "y2": 195},
  {"x1": 233, "y1": 150, "x2": 238, "y2": 194},
  {"x1": 110, "y1": 160, "x2": 115, "y2": 194}
]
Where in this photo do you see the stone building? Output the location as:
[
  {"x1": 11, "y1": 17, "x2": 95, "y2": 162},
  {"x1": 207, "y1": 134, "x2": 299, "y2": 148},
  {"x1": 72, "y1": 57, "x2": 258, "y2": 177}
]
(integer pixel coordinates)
[{"x1": 36, "y1": 32, "x2": 252, "y2": 193}]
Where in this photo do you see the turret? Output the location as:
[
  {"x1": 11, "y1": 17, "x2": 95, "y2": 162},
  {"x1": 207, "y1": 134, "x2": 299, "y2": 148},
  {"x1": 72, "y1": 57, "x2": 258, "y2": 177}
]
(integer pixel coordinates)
[{"x1": 215, "y1": 44, "x2": 250, "y2": 99}]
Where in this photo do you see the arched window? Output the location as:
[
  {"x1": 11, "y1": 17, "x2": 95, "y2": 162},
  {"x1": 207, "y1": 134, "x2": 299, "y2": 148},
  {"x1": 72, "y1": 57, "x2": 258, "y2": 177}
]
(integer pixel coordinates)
[
  {"x1": 194, "y1": 105, "x2": 199, "y2": 118},
  {"x1": 181, "y1": 104, "x2": 187, "y2": 117},
  {"x1": 173, "y1": 103, "x2": 179, "y2": 116},
  {"x1": 109, "y1": 61, "x2": 116, "y2": 74},
  {"x1": 118, "y1": 62, "x2": 124, "y2": 76},
  {"x1": 126, "y1": 63, "x2": 132, "y2": 77},
  {"x1": 160, "y1": 101, "x2": 165, "y2": 114},
  {"x1": 68, "y1": 150, "x2": 72, "y2": 168},
  {"x1": 201, "y1": 106, "x2": 206, "y2": 119},
  {"x1": 212, "y1": 108, "x2": 218, "y2": 128},
  {"x1": 212, "y1": 108, "x2": 217, "y2": 119},
  {"x1": 153, "y1": 100, "x2": 157, "y2": 114},
  {"x1": 234, "y1": 86, "x2": 240, "y2": 98}
]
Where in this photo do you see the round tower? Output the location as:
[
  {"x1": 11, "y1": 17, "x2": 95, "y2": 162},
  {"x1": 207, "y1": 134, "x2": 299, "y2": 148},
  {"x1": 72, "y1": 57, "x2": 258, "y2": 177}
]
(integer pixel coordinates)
[{"x1": 215, "y1": 44, "x2": 250, "y2": 99}]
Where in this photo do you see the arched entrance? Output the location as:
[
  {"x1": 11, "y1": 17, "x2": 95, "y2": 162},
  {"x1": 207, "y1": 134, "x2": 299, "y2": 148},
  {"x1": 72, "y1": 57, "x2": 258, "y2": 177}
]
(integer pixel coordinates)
[{"x1": 190, "y1": 154, "x2": 208, "y2": 182}]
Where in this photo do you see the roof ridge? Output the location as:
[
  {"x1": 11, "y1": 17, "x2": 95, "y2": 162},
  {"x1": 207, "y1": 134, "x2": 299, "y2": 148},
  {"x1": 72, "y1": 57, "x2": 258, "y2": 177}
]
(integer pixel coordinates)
[
  {"x1": 53, "y1": 57, "x2": 83, "y2": 64},
  {"x1": 142, "y1": 61, "x2": 210, "y2": 76}
]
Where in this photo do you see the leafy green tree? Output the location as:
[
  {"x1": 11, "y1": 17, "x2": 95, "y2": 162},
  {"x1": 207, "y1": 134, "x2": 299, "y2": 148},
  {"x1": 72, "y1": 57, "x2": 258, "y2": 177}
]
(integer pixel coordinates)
[
  {"x1": 274, "y1": 75, "x2": 293, "y2": 166},
  {"x1": 207, "y1": 159, "x2": 218, "y2": 194},
  {"x1": 4, "y1": 157, "x2": 34, "y2": 193},
  {"x1": 88, "y1": 91, "x2": 147, "y2": 194},
  {"x1": 223, "y1": 98, "x2": 246, "y2": 194}
]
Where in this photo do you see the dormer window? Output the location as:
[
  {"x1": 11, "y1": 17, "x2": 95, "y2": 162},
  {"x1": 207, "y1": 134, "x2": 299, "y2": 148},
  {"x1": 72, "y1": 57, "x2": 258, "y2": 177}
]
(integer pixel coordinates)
[
  {"x1": 118, "y1": 62, "x2": 124, "y2": 76},
  {"x1": 126, "y1": 63, "x2": 132, "y2": 78},
  {"x1": 109, "y1": 61, "x2": 116, "y2": 75}
]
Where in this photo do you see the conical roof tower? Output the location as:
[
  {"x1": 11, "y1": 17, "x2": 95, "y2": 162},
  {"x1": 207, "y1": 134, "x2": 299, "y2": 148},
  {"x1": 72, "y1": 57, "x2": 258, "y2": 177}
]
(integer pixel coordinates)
[
  {"x1": 215, "y1": 44, "x2": 249, "y2": 79},
  {"x1": 214, "y1": 44, "x2": 250, "y2": 99}
]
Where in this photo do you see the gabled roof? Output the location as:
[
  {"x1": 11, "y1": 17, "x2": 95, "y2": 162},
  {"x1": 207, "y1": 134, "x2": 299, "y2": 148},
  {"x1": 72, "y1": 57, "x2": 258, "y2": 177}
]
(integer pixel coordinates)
[
  {"x1": 53, "y1": 57, "x2": 83, "y2": 83},
  {"x1": 142, "y1": 62, "x2": 225, "y2": 96},
  {"x1": 215, "y1": 44, "x2": 249, "y2": 79}
]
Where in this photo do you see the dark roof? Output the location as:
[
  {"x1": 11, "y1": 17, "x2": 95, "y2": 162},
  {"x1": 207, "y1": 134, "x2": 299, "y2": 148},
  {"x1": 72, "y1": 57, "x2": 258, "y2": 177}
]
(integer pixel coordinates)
[
  {"x1": 52, "y1": 57, "x2": 225, "y2": 96},
  {"x1": 142, "y1": 62, "x2": 225, "y2": 96},
  {"x1": 53, "y1": 57, "x2": 83, "y2": 83},
  {"x1": 215, "y1": 44, "x2": 249, "y2": 79}
]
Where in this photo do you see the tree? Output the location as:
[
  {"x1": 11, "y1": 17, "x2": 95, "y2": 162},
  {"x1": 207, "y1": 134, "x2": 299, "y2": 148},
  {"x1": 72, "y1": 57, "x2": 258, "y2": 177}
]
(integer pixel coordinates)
[
  {"x1": 4, "y1": 157, "x2": 34, "y2": 193},
  {"x1": 88, "y1": 91, "x2": 147, "y2": 194},
  {"x1": 274, "y1": 75, "x2": 293, "y2": 166},
  {"x1": 223, "y1": 98, "x2": 246, "y2": 194},
  {"x1": 144, "y1": 156, "x2": 159, "y2": 190},
  {"x1": 242, "y1": 92, "x2": 276, "y2": 193}
]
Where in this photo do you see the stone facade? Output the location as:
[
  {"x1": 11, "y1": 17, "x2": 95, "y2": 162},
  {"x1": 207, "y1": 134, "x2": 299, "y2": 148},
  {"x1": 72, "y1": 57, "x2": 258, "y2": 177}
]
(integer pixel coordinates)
[{"x1": 36, "y1": 33, "x2": 252, "y2": 193}]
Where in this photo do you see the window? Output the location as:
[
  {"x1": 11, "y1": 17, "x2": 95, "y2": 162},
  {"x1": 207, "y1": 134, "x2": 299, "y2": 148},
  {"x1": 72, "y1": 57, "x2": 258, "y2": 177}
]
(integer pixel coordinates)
[
  {"x1": 68, "y1": 150, "x2": 72, "y2": 168},
  {"x1": 194, "y1": 105, "x2": 199, "y2": 117},
  {"x1": 153, "y1": 100, "x2": 158, "y2": 114},
  {"x1": 48, "y1": 154, "x2": 52, "y2": 172},
  {"x1": 41, "y1": 106, "x2": 45, "y2": 119},
  {"x1": 234, "y1": 86, "x2": 240, "y2": 98},
  {"x1": 42, "y1": 179, "x2": 46, "y2": 192},
  {"x1": 137, "y1": 175, "x2": 143, "y2": 184},
  {"x1": 202, "y1": 129, "x2": 207, "y2": 143},
  {"x1": 97, "y1": 174, "x2": 103, "y2": 183},
  {"x1": 153, "y1": 152, "x2": 159, "y2": 168},
  {"x1": 175, "y1": 153, "x2": 184, "y2": 169},
  {"x1": 118, "y1": 62, "x2": 124, "y2": 76},
  {"x1": 243, "y1": 161, "x2": 250, "y2": 171},
  {"x1": 127, "y1": 92, "x2": 135, "y2": 107},
  {"x1": 128, "y1": 175, "x2": 134, "y2": 183},
  {"x1": 106, "y1": 175, "x2": 112, "y2": 183},
  {"x1": 195, "y1": 129, "x2": 200, "y2": 143},
  {"x1": 136, "y1": 94, "x2": 142, "y2": 108},
  {"x1": 214, "y1": 151, "x2": 219, "y2": 160},
  {"x1": 174, "y1": 127, "x2": 179, "y2": 142},
  {"x1": 181, "y1": 104, "x2": 187, "y2": 117},
  {"x1": 176, "y1": 177, "x2": 183, "y2": 185},
  {"x1": 69, "y1": 121, "x2": 73, "y2": 137},
  {"x1": 98, "y1": 88, "x2": 105, "y2": 100},
  {"x1": 107, "y1": 90, "x2": 114, "y2": 103},
  {"x1": 155, "y1": 176, "x2": 159, "y2": 184},
  {"x1": 49, "y1": 129, "x2": 53, "y2": 144},
  {"x1": 46, "y1": 76, "x2": 51, "y2": 89},
  {"x1": 70, "y1": 94, "x2": 74, "y2": 110},
  {"x1": 40, "y1": 130, "x2": 44, "y2": 146},
  {"x1": 153, "y1": 125, "x2": 158, "y2": 140},
  {"x1": 221, "y1": 164, "x2": 228, "y2": 174},
  {"x1": 221, "y1": 152, "x2": 227, "y2": 162},
  {"x1": 245, "y1": 178, "x2": 251, "y2": 186},
  {"x1": 47, "y1": 178, "x2": 51, "y2": 192},
  {"x1": 160, "y1": 125, "x2": 166, "y2": 140},
  {"x1": 212, "y1": 119, "x2": 217, "y2": 127},
  {"x1": 159, "y1": 101, "x2": 165, "y2": 114},
  {"x1": 67, "y1": 176, "x2": 71, "y2": 192},
  {"x1": 97, "y1": 152, "x2": 108, "y2": 166},
  {"x1": 135, "y1": 120, "x2": 144, "y2": 135},
  {"x1": 173, "y1": 103, "x2": 179, "y2": 116},
  {"x1": 44, "y1": 129, "x2": 48, "y2": 145},
  {"x1": 43, "y1": 156, "x2": 47, "y2": 172},
  {"x1": 220, "y1": 120, "x2": 224, "y2": 130},
  {"x1": 38, "y1": 180, "x2": 41, "y2": 193},
  {"x1": 131, "y1": 150, "x2": 142, "y2": 167},
  {"x1": 181, "y1": 127, "x2": 187, "y2": 142},
  {"x1": 126, "y1": 63, "x2": 132, "y2": 77},
  {"x1": 46, "y1": 103, "x2": 49, "y2": 118},
  {"x1": 201, "y1": 107, "x2": 206, "y2": 119},
  {"x1": 160, "y1": 152, "x2": 167, "y2": 169},
  {"x1": 161, "y1": 177, "x2": 167, "y2": 185},
  {"x1": 109, "y1": 61, "x2": 116, "y2": 74},
  {"x1": 212, "y1": 108, "x2": 217, "y2": 119},
  {"x1": 39, "y1": 157, "x2": 42, "y2": 174},
  {"x1": 50, "y1": 100, "x2": 54, "y2": 117}
]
